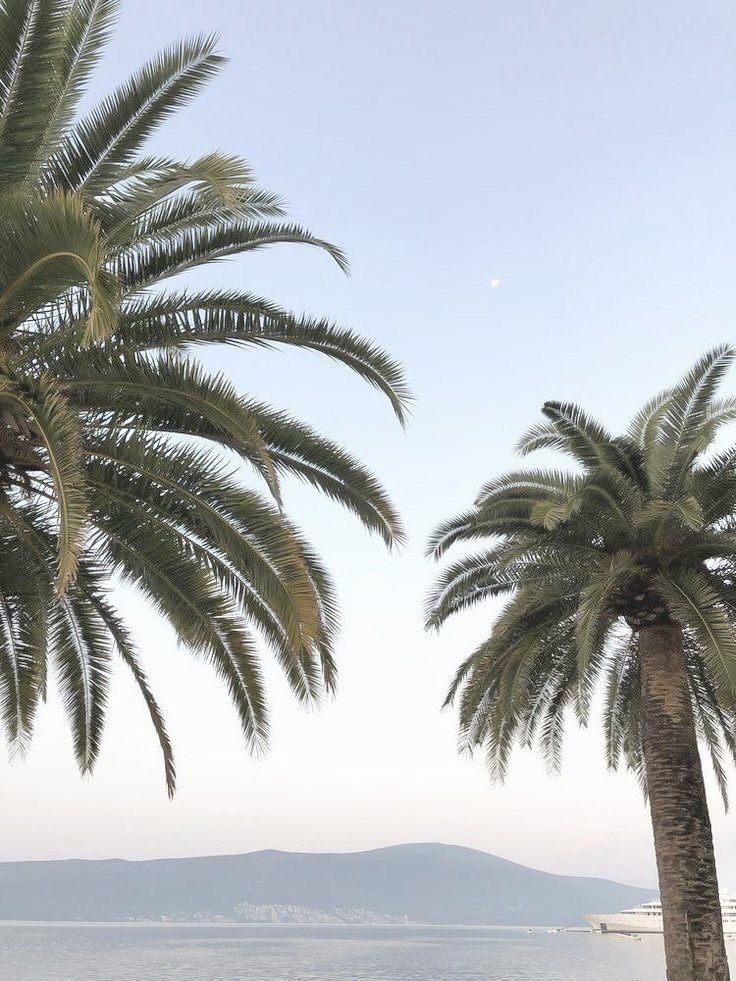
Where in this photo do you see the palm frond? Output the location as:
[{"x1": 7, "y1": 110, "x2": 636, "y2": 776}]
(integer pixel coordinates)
[
  {"x1": 80, "y1": 578, "x2": 176, "y2": 797},
  {"x1": 0, "y1": 375, "x2": 87, "y2": 592},
  {"x1": 430, "y1": 346, "x2": 736, "y2": 805},
  {"x1": 48, "y1": 34, "x2": 225, "y2": 192},
  {"x1": 0, "y1": 1, "x2": 403, "y2": 790}
]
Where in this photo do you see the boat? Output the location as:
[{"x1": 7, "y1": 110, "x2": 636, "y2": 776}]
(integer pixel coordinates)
[{"x1": 584, "y1": 896, "x2": 736, "y2": 935}]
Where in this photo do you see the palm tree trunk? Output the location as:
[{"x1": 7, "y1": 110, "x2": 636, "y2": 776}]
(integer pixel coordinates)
[{"x1": 639, "y1": 623, "x2": 729, "y2": 980}]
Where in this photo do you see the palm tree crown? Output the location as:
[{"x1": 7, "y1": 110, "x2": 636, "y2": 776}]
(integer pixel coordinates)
[
  {"x1": 0, "y1": 0, "x2": 408, "y2": 794},
  {"x1": 427, "y1": 346, "x2": 736, "y2": 803}
]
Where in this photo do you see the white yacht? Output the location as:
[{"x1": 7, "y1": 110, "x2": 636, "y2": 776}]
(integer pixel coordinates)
[{"x1": 584, "y1": 896, "x2": 736, "y2": 935}]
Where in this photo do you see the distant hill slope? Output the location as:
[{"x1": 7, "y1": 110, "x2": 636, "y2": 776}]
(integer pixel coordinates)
[{"x1": 0, "y1": 843, "x2": 654, "y2": 925}]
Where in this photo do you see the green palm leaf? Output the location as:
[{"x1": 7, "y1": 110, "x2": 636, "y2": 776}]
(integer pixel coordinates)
[
  {"x1": 0, "y1": 0, "x2": 405, "y2": 790},
  {"x1": 429, "y1": 345, "x2": 736, "y2": 814},
  {"x1": 0, "y1": 375, "x2": 87, "y2": 592}
]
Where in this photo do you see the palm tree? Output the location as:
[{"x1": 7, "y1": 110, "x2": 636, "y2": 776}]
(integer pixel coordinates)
[
  {"x1": 426, "y1": 347, "x2": 736, "y2": 980},
  {"x1": 0, "y1": 1, "x2": 408, "y2": 796}
]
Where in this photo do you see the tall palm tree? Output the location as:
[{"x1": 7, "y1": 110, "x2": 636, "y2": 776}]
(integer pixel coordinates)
[
  {"x1": 427, "y1": 347, "x2": 736, "y2": 980},
  {"x1": 0, "y1": 0, "x2": 408, "y2": 796}
]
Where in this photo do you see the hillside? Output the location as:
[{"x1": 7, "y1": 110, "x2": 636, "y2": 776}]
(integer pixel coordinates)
[{"x1": 0, "y1": 843, "x2": 654, "y2": 926}]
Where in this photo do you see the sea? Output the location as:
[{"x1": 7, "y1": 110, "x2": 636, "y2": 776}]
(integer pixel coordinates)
[{"x1": 3, "y1": 922, "x2": 733, "y2": 981}]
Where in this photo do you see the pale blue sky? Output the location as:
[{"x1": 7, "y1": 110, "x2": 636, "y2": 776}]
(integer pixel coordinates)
[{"x1": 2, "y1": 0, "x2": 736, "y2": 889}]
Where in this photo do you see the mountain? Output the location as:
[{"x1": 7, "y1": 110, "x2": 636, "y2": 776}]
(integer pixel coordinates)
[{"x1": 0, "y1": 843, "x2": 654, "y2": 926}]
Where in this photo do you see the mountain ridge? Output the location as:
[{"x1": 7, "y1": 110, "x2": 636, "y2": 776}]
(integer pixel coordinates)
[{"x1": 0, "y1": 842, "x2": 655, "y2": 926}]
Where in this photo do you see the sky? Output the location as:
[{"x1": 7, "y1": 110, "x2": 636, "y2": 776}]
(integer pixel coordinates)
[{"x1": 2, "y1": 0, "x2": 736, "y2": 890}]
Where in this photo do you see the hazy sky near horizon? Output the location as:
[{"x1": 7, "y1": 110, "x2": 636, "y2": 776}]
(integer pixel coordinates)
[{"x1": 3, "y1": 0, "x2": 736, "y2": 890}]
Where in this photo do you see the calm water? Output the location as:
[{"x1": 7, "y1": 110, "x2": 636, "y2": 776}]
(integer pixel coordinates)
[{"x1": 1, "y1": 922, "x2": 734, "y2": 980}]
